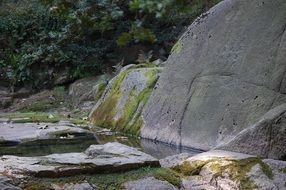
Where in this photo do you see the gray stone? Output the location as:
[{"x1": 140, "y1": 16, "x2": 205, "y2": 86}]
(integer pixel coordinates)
[
  {"x1": 216, "y1": 104, "x2": 286, "y2": 160},
  {"x1": 68, "y1": 76, "x2": 108, "y2": 109},
  {"x1": 247, "y1": 164, "x2": 277, "y2": 190},
  {"x1": 140, "y1": 0, "x2": 286, "y2": 151},
  {"x1": 0, "y1": 176, "x2": 21, "y2": 190},
  {"x1": 181, "y1": 176, "x2": 216, "y2": 190},
  {"x1": 0, "y1": 142, "x2": 159, "y2": 178},
  {"x1": 123, "y1": 177, "x2": 178, "y2": 190},
  {"x1": 160, "y1": 153, "x2": 191, "y2": 168},
  {"x1": 263, "y1": 159, "x2": 286, "y2": 190}
]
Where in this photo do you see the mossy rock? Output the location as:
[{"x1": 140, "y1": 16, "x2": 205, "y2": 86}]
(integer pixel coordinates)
[
  {"x1": 172, "y1": 151, "x2": 277, "y2": 190},
  {"x1": 89, "y1": 64, "x2": 162, "y2": 135}
]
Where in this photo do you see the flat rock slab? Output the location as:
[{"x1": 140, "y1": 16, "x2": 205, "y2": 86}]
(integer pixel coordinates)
[
  {"x1": 0, "y1": 122, "x2": 92, "y2": 142},
  {"x1": 0, "y1": 142, "x2": 159, "y2": 178},
  {"x1": 123, "y1": 177, "x2": 178, "y2": 190}
]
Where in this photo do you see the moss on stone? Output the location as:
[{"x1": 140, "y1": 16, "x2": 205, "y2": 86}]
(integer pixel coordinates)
[
  {"x1": 22, "y1": 167, "x2": 179, "y2": 190},
  {"x1": 118, "y1": 68, "x2": 159, "y2": 135},
  {"x1": 171, "y1": 40, "x2": 183, "y2": 54},
  {"x1": 23, "y1": 183, "x2": 52, "y2": 190},
  {"x1": 132, "y1": 63, "x2": 157, "y2": 69},
  {"x1": 173, "y1": 160, "x2": 207, "y2": 176},
  {"x1": 94, "y1": 82, "x2": 107, "y2": 103},
  {"x1": 154, "y1": 168, "x2": 182, "y2": 187},
  {"x1": 172, "y1": 157, "x2": 274, "y2": 189},
  {"x1": 90, "y1": 65, "x2": 159, "y2": 135},
  {"x1": 260, "y1": 161, "x2": 273, "y2": 180}
]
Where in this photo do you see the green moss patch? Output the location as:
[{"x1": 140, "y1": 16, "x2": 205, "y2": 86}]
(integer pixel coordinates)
[
  {"x1": 171, "y1": 40, "x2": 183, "y2": 54},
  {"x1": 94, "y1": 82, "x2": 107, "y2": 103},
  {"x1": 22, "y1": 167, "x2": 181, "y2": 190},
  {"x1": 153, "y1": 168, "x2": 182, "y2": 187}
]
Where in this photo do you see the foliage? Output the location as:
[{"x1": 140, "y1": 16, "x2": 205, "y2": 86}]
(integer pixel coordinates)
[{"x1": 0, "y1": 0, "x2": 221, "y2": 88}]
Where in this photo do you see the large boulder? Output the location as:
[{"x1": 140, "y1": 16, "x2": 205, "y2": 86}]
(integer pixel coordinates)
[
  {"x1": 216, "y1": 104, "x2": 286, "y2": 160},
  {"x1": 89, "y1": 64, "x2": 162, "y2": 135},
  {"x1": 141, "y1": 0, "x2": 286, "y2": 150}
]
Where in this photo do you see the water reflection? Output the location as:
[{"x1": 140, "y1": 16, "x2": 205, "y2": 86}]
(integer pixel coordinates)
[
  {"x1": 95, "y1": 132, "x2": 203, "y2": 159},
  {"x1": 140, "y1": 139, "x2": 203, "y2": 159},
  {"x1": 0, "y1": 129, "x2": 203, "y2": 159},
  {"x1": 0, "y1": 136, "x2": 98, "y2": 157}
]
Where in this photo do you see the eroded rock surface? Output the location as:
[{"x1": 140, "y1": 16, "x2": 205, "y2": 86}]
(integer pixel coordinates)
[
  {"x1": 0, "y1": 142, "x2": 159, "y2": 178},
  {"x1": 141, "y1": 0, "x2": 286, "y2": 150}
]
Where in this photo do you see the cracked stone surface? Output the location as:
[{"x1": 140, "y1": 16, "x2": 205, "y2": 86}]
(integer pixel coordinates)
[
  {"x1": 141, "y1": 0, "x2": 286, "y2": 151},
  {"x1": 0, "y1": 142, "x2": 159, "y2": 178}
]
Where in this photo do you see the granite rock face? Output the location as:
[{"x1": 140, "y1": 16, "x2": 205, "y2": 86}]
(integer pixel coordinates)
[
  {"x1": 141, "y1": 0, "x2": 286, "y2": 150},
  {"x1": 217, "y1": 104, "x2": 286, "y2": 160}
]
